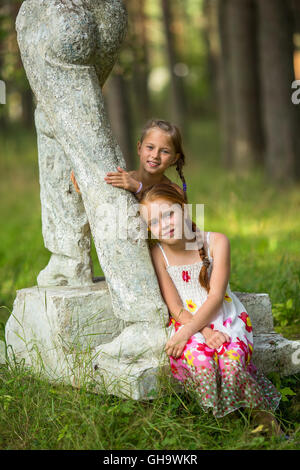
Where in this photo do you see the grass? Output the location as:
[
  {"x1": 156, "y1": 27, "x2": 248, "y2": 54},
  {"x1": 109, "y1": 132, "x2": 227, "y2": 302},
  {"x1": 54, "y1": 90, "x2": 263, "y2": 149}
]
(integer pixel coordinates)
[
  {"x1": 0, "y1": 363, "x2": 299, "y2": 450},
  {"x1": 0, "y1": 120, "x2": 300, "y2": 450}
]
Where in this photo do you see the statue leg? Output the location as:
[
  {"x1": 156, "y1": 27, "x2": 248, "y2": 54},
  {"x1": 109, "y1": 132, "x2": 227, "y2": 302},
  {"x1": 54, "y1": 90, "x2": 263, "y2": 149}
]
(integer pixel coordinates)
[{"x1": 35, "y1": 105, "x2": 94, "y2": 287}]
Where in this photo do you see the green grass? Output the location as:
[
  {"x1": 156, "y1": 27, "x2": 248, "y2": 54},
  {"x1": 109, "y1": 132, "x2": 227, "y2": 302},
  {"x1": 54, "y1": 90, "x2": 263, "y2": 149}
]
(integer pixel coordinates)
[
  {"x1": 0, "y1": 120, "x2": 300, "y2": 449},
  {"x1": 0, "y1": 363, "x2": 299, "y2": 450}
]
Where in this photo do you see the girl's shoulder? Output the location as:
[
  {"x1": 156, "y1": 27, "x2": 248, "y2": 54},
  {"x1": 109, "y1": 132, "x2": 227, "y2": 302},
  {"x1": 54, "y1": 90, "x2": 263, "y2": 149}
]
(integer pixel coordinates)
[
  {"x1": 207, "y1": 232, "x2": 230, "y2": 259},
  {"x1": 150, "y1": 242, "x2": 162, "y2": 259},
  {"x1": 150, "y1": 243, "x2": 168, "y2": 270}
]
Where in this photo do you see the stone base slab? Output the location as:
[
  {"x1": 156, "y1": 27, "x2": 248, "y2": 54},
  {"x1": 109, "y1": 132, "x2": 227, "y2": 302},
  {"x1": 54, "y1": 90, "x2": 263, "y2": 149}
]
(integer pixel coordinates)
[
  {"x1": 252, "y1": 333, "x2": 300, "y2": 377},
  {"x1": 2, "y1": 281, "x2": 300, "y2": 400}
]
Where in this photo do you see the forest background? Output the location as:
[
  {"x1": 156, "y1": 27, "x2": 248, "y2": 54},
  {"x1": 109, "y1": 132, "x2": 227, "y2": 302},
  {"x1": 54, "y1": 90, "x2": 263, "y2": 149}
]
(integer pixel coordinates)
[{"x1": 0, "y1": 0, "x2": 299, "y2": 450}]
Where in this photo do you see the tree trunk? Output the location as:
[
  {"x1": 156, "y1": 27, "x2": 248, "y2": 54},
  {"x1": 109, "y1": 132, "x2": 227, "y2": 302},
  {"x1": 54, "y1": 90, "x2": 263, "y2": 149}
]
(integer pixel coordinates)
[
  {"x1": 289, "y1": 0, "x2": 300, "y2": 178},
  {"x1": 289, "y1": 0, "x2": 300, "y2": 34},
  {"x1": 0, "y1": 54, "x2": 7, "y2": 131},
  {"x1": 203, "y1": 0, "x2": 220, "y2": 108},
  {"x1": 0, "y1": 1, "x2": 10, "y2": 130},
  {"x1": 205, "y1": 0, "x2": 234, "y2": 168},
  {"x1": 127, "y1": 0, "x2": 151, "y2": 122},
  {"x1": 9, "y1": 0, "x2": 32, "y2": 127},
  {"x1": 257, "y1": 0, "x2": 299, "y2": 183},
  {"x1": 225, "y1": 0, "x2": 263, "y2": 171},
  {"x1": 21, "y1": 87, "x2": 35, "y2": 128},
  {"x1": 104, "y1": 69, "x2": 135, "y2": 170},
  {"x1": 161, "y1": 0, "x2": 187, "y2": 131},
  {"x1": 289, "y1": 0, "x2": 300, "y2": 79}
]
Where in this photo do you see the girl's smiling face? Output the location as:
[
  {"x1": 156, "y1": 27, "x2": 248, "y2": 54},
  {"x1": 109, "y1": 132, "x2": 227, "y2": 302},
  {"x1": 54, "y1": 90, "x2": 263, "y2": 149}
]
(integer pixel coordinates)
[
  {"x1": 137, "y1": 128, "x2": 180, "y2": 174},
  {"x1": 140, "y1": 198, "x2": 185, "y2": 244}
]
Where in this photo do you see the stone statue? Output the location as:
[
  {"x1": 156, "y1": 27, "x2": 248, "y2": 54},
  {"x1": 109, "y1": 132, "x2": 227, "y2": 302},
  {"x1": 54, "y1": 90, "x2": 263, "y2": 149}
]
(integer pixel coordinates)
[
  {"x1": 20, "y1": 0, "x2": 129, "y2": 288},
  {"x1": 15, "y1": 0, "x2": 168, "y2": 321},
  {"x1": 4, "y1": 0, "x2": 169, "y2": 398}
]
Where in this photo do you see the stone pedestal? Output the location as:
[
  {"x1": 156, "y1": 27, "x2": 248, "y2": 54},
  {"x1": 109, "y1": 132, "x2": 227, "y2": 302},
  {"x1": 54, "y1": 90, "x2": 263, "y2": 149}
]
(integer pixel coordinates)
[
  {"x1": 234, "y1": 292, "x2": 300, "y2": 376},
  {"x1": 3, "y1": 280, "x2": 168, "y2": 399},
  {"x1": 4, "y1": 281, "x2": 125, "y2": 385},
  {"x1": 2, "y1": 282, "x2": 300, "y2": 399}
]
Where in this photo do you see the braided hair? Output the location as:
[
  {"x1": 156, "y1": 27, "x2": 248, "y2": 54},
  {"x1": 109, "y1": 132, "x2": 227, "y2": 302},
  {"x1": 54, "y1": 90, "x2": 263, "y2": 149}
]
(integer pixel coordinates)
[
  {"x1": 139, "y1": 119, "x2": 187, "y2": 202},
  {"x1": 192, "y1": 221, "x2": 210, "y2": 293},
  {"x1": 140, "y1": 183, "x2": 210, "y2": 292}
]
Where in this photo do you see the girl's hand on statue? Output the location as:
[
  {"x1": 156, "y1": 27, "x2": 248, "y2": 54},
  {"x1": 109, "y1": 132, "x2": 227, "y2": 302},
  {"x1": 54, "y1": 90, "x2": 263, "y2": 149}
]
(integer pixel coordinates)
[
  {"x1": 165, "y1": 326, "x2": 190, "y2": 359},
  {"x1": 70, "y1": 170, "x2": 81, "y2": 194},
  {"x1": 202, "y1": 328, "x2": 230, "y2": 350},
  {"x1": 104, "y1": 167, "x2": 140, "y2": 193}
]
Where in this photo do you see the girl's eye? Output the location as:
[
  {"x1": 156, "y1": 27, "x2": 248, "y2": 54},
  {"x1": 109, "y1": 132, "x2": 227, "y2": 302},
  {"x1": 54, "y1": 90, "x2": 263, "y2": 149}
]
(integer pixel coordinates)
[
  {"x1": 162, "y1": 150, "x2": 170, "y2": 154},
  {"x1": 147, "y1": 145, "x2": 153, "y2": 150},
  {"x1": 163, "y1": 211, "x2": 174, "y2": 220}
]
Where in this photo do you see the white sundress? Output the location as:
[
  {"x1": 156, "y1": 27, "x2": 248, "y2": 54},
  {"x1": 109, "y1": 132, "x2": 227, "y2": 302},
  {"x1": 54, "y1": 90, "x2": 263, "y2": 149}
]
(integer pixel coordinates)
[{"x1": 158, "y1": 231, "x2": 281, "y2": 418}]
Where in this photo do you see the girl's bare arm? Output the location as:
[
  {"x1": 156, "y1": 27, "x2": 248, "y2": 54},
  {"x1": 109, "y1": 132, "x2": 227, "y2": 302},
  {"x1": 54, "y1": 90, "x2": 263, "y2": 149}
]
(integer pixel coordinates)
[{"x1": 183, "y1": 232, "x2": 231, "y2": 337}]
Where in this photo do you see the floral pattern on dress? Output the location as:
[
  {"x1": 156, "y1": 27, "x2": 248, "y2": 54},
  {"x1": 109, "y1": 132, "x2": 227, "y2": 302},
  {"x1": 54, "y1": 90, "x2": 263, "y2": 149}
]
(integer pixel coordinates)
[
  {"x1": 182, "y1": 271, "x2": 191, "y2": 282},
  {"x1": 223, "y1": 318, "x2": 232, "y2": 327},
  {"x1": 169, "y1": 322, "x2": 281, "y2": 417},
  {"x1": 186, "y1": 299, "x2": 197, "y2": 312},
  {"x1": 239, "y1": 312, "x2": 253, "y2": 332}
]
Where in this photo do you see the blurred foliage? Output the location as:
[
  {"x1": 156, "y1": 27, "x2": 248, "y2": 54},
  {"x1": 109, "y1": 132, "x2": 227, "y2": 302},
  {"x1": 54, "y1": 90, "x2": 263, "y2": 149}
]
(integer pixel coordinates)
[{"x1": 0, "y1": 0, "x2": 213, "y2": 125}]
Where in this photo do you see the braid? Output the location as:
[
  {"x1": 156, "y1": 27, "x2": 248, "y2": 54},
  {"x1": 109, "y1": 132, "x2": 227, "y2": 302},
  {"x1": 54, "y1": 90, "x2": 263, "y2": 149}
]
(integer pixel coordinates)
[
  {"x1": 192, "y1": 221, "x2": 210, "y2": 293},
  {"x1": 176, "y1": 158, "x2": 187, "y2": 202}
]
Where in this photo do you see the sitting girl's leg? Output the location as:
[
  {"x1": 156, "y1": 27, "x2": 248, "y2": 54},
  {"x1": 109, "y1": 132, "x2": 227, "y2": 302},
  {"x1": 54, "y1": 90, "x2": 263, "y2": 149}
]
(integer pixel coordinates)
[
  {"x1": 217, "y1": 339, "x2": 281, "y2": 417},
  {"x1": 168, "y1": 321, "x2": 281, "y2": 419},
  {"x1": 169, "y1": 322, "x2": 220, "y2": 413}
]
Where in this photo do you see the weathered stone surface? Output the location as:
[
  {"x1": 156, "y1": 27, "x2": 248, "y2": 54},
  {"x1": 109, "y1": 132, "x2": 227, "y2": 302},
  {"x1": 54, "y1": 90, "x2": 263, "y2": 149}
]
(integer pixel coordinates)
[
  {"x1": 15, "y1": 0, "x2": 169, "y2": 392},
  {"x1": 4, "y1": 281, "x2": 170, "y2": 396},
  {"x1": 16, "y1": 0, "x2": 168, "y2": 322},
  {"x1": 252, "y1": 333, "x2": 300, "y2": 377},
  {"x1": 90, "y1": 356, "x2": 169, "y2": 400},
  {"x1": 5, "y1": 283, "x2": 124, "y2": 380},
  {"x1": 234, "y1": 292, "x2": 275, "y2": 333},
  {"x1": 4, "y1": 283, "x2": 300, "y2": 398}
]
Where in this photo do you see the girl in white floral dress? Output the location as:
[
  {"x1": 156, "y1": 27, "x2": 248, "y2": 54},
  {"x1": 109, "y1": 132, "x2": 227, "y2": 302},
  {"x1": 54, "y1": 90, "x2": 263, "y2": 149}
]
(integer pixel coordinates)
[{"x1": 140, "y1": 183, "x2": 281, "y2": 424}]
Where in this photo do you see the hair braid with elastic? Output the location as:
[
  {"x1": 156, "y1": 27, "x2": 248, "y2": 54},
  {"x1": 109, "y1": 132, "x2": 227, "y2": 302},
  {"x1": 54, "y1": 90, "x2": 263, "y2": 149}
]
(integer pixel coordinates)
[
  {"x1": 191, "y1": 221, "x2": 210, "y2": 293},
  {"x1": 176, "y1": 157, "x2": 187, "y2": 202}
]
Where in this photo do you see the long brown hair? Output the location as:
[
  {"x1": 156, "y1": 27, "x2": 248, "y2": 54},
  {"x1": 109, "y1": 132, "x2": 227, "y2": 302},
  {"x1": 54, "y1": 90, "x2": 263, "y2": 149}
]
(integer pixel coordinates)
[
  {"x1": 140, "y1": 183, "x2": 210, "y2": 292},
  {"x1": 139, "y1": 119, "x2": 187, "y2": 202}
]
